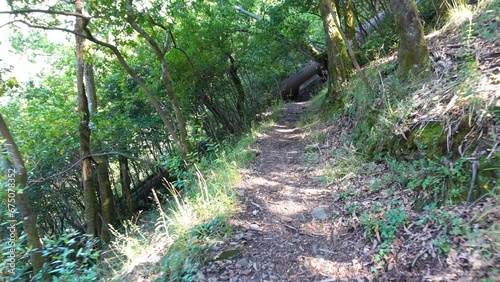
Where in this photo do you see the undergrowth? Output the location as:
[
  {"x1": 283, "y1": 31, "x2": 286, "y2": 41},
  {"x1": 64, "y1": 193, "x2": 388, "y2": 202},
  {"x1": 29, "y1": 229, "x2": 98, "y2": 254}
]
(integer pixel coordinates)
[
  {"x1": 300, "y1": 0, "x2": 498, "y2": 278},
  {"x1": 98, "y1": 103, "x2": 283, "y2": 281}
]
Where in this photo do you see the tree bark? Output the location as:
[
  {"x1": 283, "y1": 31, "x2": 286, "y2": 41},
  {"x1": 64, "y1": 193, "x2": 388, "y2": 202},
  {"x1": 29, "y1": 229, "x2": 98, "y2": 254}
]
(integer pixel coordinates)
[
  {"x1": 228, "y1": 54, "x2": 246, "y2": 127},
  {"x1": 84, "y1": 62, "x2": 97, "y2": 114},
  {"x1": 84, "y1": 60, "x2": 116, "y2": 242},
  {"x1": 119, "y1": 155, "x2": 136, "y2": 215},
  {"x1": 95, "y1": 156, "x2": 116, "y2": 242},
  {"x1": 344, "y1": 0, "x2": 358, "y2": 50},
  {"x1": 325, "y1": 0, "x2": 373, "y2": 93},
  {"x1": 75, "y1": 0, "x2": 99, "y2": 237},
  {"x1": 0, "y1": 114, "x2": 46, "y2": 277},
  {"x1": 390, "y1": 0, "x2": 430, "y2": 76},
  {"x1": 319, "y1": 0, "x2": 351, "y2": 102}
]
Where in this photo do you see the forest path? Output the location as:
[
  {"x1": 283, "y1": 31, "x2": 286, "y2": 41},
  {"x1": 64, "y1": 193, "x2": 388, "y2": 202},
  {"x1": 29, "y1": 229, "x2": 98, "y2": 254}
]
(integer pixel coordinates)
[{"x1": 200, "y1": 102, "x2": 372, "y2": 281}]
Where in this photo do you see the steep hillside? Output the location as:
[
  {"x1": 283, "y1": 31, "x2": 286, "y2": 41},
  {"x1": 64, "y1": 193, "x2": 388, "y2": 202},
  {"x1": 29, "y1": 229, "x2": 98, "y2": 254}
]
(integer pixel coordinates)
[{"x1": 99, "y1": 1, "x2": 498, "y2": 281}]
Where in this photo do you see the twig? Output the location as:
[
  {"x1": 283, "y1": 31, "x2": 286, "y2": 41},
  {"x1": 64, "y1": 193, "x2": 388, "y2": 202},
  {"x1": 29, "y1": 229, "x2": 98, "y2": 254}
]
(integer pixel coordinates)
[
  {"x1": 487, "y1": 141, "x2": 498, "y2": 161},
  {"x1": 411, "y1": 246, "x2": 429, "y2": 268},
  {"x1": 28, "y1": 151, "x2": 165, "y2": 183},
  {"x1": 467, "y1": 159, "x2": 479, "y2": 203},
  {"x1": 250, "y1": 201, "x2": 262, "y2": 210}
]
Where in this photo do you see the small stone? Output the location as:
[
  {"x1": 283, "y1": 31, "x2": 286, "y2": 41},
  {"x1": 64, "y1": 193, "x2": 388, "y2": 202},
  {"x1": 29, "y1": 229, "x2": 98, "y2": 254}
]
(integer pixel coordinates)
[
  {"x1": 270, "y1": 185, "x2": 281, "y2": 192},
  {"x1": 250, "y1": 224, "x2": 260, "y2": 231},
  {"x1": 252, "y1": 210, "x2": 259, "y2": 215},
  {"x1": 237, "y1": 190, "x2": 245, "y2": 197},
  {"x1": 312, "y1": 207, "x2": 328, "y2": 220},
  {"x1": 312, "y1": 244, "x2": 318, "y2": 254},
  {"x1": 281, "y1": 216, "x2": 293, "y2": 223},
  {"x1": 216, "y1": 248, "x2": 242, "y2": 260},
  {"x1": 388, "y1": 262, "x2": 394, "y2": 271},
  {"x1": 243, "y1": 232, "x2": 253, "y2": 240},
  {"x1": 236, "y1": 258, "x2": 250, "y2": 268}
]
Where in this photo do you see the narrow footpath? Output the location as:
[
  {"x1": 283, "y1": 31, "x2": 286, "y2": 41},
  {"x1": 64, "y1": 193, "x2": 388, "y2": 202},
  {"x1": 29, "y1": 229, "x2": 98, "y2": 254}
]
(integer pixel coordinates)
[{"x1": 201, "y1": 102, "x2": 373, "y2": 281}]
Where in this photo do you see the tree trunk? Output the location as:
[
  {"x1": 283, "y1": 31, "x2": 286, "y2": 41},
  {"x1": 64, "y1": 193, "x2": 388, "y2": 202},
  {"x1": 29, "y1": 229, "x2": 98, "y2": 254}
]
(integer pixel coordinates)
[
  {"x1": 319, "y1": 0, "x2": 351, "y2": 102},
  {"x1": 125, "y1": 1, "x2": 192, "y2": 159},
  {"x1": 95, "y1": 156, "x2": 116, "y2": 242},
  {"x1": 390, "y1": 0, "x2": 430, "y2": 76},
  {"x1": 84, "y1": 62, "x2": 97, "y2": 114},
  {"x1": 75, "y1": 0, "x2": 99, "y2": 237},
  {"x1": 84, "y1": 60, "x2": 116, "y2": 242},
  {"x1": 344, "y1": 0, "x2": 358, "y2": 50},
  {"x1": 119, "y1": 155, "x2": 136, "y2": 215},
  {"x1": 0, "y1": 114, "x2": 46, "y2": 277},
  {"x1": 228, "y1": 54, "x2": 246, "y2": 127},
  {"x1": 325, "y1": 0, "x2": 373, "y2": 93}
]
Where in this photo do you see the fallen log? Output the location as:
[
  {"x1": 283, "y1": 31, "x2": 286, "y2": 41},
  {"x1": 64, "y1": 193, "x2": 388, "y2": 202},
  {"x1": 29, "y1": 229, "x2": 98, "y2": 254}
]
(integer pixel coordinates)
[{"x1": 280, "y1": 61, "x2": 325, "y2": 100}]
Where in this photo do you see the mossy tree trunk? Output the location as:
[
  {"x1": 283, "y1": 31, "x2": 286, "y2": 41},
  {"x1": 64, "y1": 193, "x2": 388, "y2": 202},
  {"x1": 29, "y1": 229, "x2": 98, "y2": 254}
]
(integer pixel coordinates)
[
  {"x1": 85, "y1": 60, "x2": 116, "y2": 243},
  {"x1": 95, "y1": 156, "x2": 117, "y2": 243},
  {"x1": 0, "y1": 114, "x2": 46, "y2": 278},
  {"x1": 75, "y1": 0, "x2": 100, "y2": 237},
  {"x1": 319, "y1": 0, "x2": 352, "y2": 103},
  {"x1": 344, "y1": 0, "x2": 358, "y2": 50},
  {"x1": 228, "y1": 54, "x2": 246, "y2": 128},
  {"x1": 390, "y1": 0, "x2": 430, "y2": 76},
  {"x1": 119, "y1": 155, "x2": 136, "y2": 215}
]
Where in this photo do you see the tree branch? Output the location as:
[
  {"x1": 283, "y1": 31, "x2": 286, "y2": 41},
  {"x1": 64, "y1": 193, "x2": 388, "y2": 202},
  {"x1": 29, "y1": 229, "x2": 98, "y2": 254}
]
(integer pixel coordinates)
[
  {"x1": 0, "y1": 9, "x2": 91, "y2": 20},
  {"x1": 28, "y1": 152, "x2": 167, "y2": 183},
  {"x1": 1, "y1": 19, "x2": 81, "y2": 35}
]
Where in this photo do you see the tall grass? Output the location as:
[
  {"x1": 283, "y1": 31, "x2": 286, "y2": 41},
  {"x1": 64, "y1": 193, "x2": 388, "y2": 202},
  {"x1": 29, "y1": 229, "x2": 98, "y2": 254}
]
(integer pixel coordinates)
[{"x1": 99, "y1": 103, "x2": 284, "y2": 281}]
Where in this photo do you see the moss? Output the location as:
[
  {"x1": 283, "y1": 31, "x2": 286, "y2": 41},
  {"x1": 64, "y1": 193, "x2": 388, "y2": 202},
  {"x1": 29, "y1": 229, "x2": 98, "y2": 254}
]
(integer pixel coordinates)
[
  {"x1": 408, "y1": 122, "x2": 447, "y2": 158},
  {"x1": 450, "y1": 119, "x2": 474, "y2": 155},
  {"x1": 361, "y1": 121, "x2": 449, "y2": 161}
]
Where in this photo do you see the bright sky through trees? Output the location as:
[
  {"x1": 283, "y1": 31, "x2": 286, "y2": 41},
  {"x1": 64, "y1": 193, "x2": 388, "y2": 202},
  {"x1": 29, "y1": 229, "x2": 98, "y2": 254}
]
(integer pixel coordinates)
[{"x1": 0, "y1": 0, "x2": 70, "y2": 82}]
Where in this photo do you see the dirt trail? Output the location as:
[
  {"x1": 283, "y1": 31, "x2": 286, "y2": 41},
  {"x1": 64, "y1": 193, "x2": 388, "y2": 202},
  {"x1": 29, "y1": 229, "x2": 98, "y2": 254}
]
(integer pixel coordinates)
[{"x1": 201, "y1": 102, "x2": 373, "y2": 281}]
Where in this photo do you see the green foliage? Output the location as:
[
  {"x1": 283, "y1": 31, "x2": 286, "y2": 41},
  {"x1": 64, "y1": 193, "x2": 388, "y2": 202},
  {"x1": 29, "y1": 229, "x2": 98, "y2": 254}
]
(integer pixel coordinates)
[
  {"x1": 0, "y1": 232, "x2": 28, "y2": 281},
  {"x1": 360, "y1": 207, "x2": 408, "y2": 241},
  {"x1": 407, "y1": 159, "x2": 471, "y2": 205},
  {"x1": 358, "y1": 18, "x2": 399, "y2": 64},
  {"x1": 34, "y1": 230, "x2": 100, "y2": 282}
]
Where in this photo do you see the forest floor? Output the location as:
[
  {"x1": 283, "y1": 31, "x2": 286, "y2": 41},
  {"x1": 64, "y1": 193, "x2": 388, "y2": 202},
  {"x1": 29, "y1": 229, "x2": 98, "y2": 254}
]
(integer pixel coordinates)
[
  {"x1": 196, "y1": 98, "x2": 497, "y2": 282},
  {"x1": 109, "y1": 2, "x2": 498, "y2": 281},
  {"x1": 194, "y1": 3, "x2": 500, "y2": 279},
  {"x1": 198, "y1": 101, "x2": 376, "y2": 281}
]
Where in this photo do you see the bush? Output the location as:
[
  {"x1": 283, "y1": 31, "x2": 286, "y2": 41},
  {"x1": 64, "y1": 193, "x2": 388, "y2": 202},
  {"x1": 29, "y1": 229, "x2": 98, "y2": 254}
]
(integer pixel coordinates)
[{"x1": 34, "y1": 230, "x2": 100, "y2": 281}]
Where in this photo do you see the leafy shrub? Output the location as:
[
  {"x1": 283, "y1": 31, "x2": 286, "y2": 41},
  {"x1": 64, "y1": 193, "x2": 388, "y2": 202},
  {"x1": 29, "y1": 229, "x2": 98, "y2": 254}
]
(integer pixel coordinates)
[
  {"x1": 34, "y1": 230, "x2": 100, "y2": 281},
  {"x1": 360, "y1": 207, "x2": 408, "y2": 241}
]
